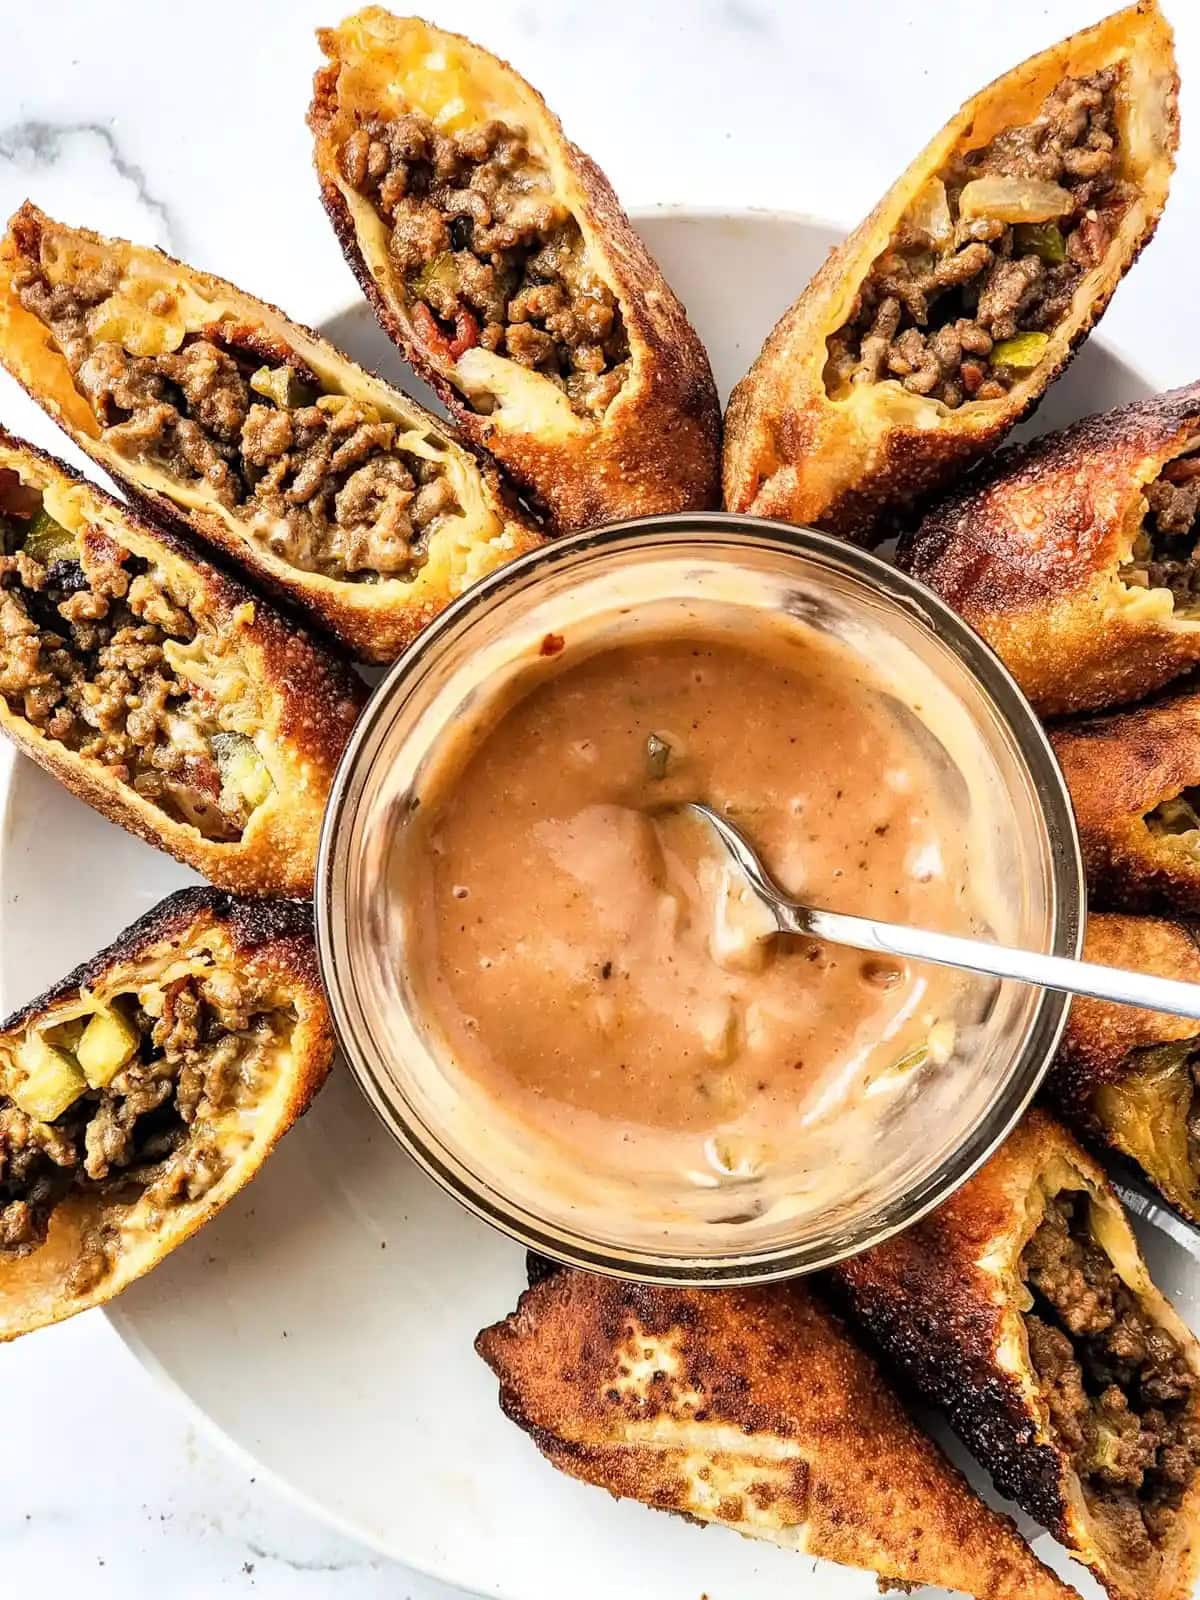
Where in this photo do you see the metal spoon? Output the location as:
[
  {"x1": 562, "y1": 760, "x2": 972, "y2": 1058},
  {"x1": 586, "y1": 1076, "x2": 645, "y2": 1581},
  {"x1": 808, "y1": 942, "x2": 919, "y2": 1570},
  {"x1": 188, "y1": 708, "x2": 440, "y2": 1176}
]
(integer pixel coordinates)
[{"x1": 683, "y1": 801, "x2": 1200, "y2": 1022}]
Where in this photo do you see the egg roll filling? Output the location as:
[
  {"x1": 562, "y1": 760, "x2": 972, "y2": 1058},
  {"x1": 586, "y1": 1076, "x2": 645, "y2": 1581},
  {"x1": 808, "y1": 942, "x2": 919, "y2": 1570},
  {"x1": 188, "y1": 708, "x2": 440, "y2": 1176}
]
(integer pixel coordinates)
[
  {"x1": 0, "y1": 472, "x2": 270, "y2": 840},
  {"x1": 1020, "y1": 1191, "x2": 1200, "y2": 1561},
  {"x1": 1121, "y1": 452, "x2": 1200, "y2": 614},
  {"x1": 8, "y1": 219, "x2": 463, "y2": 584},
  {"x1": 0, "y1": 963, "x2": 292, "y2": 1292},
  {"x1": 1092, "y1": 1041, "x2": 1200, "y2": 1216},
  {"x1": 336, "y1": 112, "x2": 630, "y2": 417},
  {"x1": 825, "y1": 68, "x2": 1130, "y2": 408},
  {"x1": 1144, "y1": 787, "x2": 1200, "y2": 848}
]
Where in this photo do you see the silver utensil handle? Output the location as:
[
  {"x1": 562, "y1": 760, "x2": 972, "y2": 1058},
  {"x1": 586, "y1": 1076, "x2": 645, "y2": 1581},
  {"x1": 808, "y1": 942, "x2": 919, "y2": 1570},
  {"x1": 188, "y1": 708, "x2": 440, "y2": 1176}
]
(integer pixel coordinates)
[{"x1": 806, "y1": 907, "x2": 1200, "y2": 1022}]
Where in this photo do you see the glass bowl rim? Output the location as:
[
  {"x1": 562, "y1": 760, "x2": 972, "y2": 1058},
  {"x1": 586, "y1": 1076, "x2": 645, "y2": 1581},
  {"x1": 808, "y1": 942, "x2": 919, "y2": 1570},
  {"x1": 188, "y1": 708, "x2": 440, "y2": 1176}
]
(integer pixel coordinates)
[{"x1": 315, "y1": 511, "x2": 1086, "y2": 1284}]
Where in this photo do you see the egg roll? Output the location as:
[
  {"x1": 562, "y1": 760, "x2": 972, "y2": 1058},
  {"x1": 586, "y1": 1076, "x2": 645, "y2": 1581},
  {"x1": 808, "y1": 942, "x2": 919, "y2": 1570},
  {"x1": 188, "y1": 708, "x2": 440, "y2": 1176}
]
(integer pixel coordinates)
[
  {"x1": 1051, "y1": 693, "x2": 1200, "y2": 912},
  {"x1": 1047, "y1": 913, "x2": 1200, "y2": 1227},
  {"x1": 477, "y1": 1268, "x2": 1079, "y2": 1600},
  {"x1": 0, "y1": 430, "x2": 364, "y2": 893},
  {"x1": 900, "y1": 385, "x2": 1200, "y2": 714},
  {"x1": 724, "y1": 1, "x2": 1178, "y2": 543},
  {"x1": 0, "y1": 203, "x2": 541, "y2": 663},
  {"x1": 836, "y1": 1110, "x2": 1200, "y2": 1600},
  {"x1": 0, "y1": 888, "x2": 332, "y2": 1340},
  {"x1": 310, "y1": 10, "x2": 721, "y2": 532}
]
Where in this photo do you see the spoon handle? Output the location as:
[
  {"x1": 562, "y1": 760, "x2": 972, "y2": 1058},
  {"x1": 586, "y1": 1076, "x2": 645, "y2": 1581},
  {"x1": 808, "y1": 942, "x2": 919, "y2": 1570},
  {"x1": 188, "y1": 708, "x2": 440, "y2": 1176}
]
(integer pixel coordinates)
[{"x1": 804, "y1": 906, "x2": 1200, "y2": 1022}]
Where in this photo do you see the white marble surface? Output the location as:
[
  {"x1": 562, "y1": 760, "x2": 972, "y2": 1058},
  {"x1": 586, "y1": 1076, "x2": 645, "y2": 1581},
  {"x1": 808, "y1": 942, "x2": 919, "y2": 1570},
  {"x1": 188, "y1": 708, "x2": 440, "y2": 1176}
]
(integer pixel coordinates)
[{"x1": 3, "y1": 1, "x2": 1200, "y2": 1594}]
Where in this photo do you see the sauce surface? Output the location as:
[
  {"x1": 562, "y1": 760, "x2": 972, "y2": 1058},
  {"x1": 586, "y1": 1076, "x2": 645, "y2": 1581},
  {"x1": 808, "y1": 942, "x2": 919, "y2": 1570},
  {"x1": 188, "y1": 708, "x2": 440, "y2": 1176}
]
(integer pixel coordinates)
[{"x1": 402, "y1": 622, "x2": 991, "y2": 1186}]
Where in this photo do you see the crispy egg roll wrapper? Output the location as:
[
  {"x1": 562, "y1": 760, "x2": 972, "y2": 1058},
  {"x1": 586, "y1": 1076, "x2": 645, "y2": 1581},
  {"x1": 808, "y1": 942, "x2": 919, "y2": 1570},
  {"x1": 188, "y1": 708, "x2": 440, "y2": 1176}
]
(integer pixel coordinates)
[
  {"x1": 0, "y1": 888, "x2": 333, "y2": 1340},
  {"x1": 310, "y1": 10, "x2": 720, "y2": 532},
  {"x1": 0, "y1": 430, "x2": 365, "y2": 893},
  {"x1": 723, "y1": 1, "x2": 1177, "y2": 543},
  {"x1": 478, "y1": 1269, "x2": 1079, "y2": 1600},
  {"x1": 836, "y1": 1110, "x2": 1200, "y2": 1600},
  {"x1": 1051, "y1": 693, "x2": 1200, "y2": 913},
  {"x1": 0, "y1": 203, "x2": 542, "y2": 663},
  {"x1": 900, "y1": 386, "x2": 1200, "y2": 714},
  {"x1": 1049, "y1": 913, "x2": 1200, "y2": 1227}
]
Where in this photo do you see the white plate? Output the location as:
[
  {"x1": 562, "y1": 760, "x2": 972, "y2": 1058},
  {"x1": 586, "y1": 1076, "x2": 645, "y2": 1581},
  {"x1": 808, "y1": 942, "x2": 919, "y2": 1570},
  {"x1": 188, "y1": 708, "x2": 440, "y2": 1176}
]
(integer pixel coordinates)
[{"x1": 0, "y1": 210, "x2": 1194, "y2": 1600}]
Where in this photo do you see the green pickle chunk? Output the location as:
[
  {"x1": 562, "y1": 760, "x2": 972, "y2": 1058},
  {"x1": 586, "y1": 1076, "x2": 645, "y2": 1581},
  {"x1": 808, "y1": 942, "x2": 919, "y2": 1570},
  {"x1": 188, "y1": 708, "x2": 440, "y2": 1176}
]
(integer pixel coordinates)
[
  {"x1": 645, "y1": 733, "x2": 672, "y2": 781},
  {"x1": 1014, "y1": 222, "x2": 1067, "y2": 264},
  {"x1": 212, "y1": 732, "x2": 273, "y2": 813},
  {"x1": 22, "y1": 506, "x2": 77, "y2": 564},
  {"x1": 990, "y1": 332, "x2": 1051, "y2": 371},
  {"x1": 250, "y1": 365, "x2": 316, "y2": 410},
  {"x1": 11, "y1": 1031, "x2": 87, "y2": 1121},
  {"x1": 76, "y1": 1005, "x2": 139, "y2": 1089},
  {"x1": 412, "y1": 251, "x2": 460, "y2": 301}
]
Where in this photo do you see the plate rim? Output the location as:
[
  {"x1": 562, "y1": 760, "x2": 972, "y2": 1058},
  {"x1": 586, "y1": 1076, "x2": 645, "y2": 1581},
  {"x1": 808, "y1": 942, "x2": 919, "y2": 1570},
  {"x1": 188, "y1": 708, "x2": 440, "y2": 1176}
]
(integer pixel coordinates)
[{"x1": 0, "y1": 202, "x2": 1154, "y2": 1597}]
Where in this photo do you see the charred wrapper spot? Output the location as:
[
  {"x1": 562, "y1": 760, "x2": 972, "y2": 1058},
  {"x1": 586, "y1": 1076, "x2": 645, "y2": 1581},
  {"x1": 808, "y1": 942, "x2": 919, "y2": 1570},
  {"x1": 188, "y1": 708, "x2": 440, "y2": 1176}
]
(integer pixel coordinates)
[
  {"x1": 0, "y1": 480, "x2": 268, "y2": 840},
  {"x1": 8, "y1": 242, "x2": 463, "y2": 585},
  {"x1": 1020, "y1": 1192, "x2": 1200, "y2": 1562},
  {"x1": 825, "y1": 67, "x2": 1130, "y2": 410},
  {"x1": 1121, "y1": 451, "x2": 1200, "y2": 612},
  {"x1": 337, "y1": 110, "x2": 631, "y2": 417},
  {"x1": 0, "y1": 968, "x2": 293, "y2": 1292}
]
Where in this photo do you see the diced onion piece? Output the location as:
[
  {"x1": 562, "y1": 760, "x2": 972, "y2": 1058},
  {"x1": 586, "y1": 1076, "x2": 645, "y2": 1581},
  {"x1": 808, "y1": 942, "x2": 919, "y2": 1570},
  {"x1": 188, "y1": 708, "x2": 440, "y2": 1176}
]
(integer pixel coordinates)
[
  {"x1": 85, "y1": 294, "x2": 186, "y2": 357},
  {"x1": 957, "y1": 176, "x2": 1074, "y2": 224},
  {"x1": 907, "y1": 178, "x2": 953, "y2": 246}
]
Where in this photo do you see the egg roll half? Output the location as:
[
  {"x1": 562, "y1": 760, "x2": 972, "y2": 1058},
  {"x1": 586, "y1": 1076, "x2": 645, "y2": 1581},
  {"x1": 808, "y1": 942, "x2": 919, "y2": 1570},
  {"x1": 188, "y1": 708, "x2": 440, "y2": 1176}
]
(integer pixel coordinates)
[
  {"x1": 310, "y1": 10, "x2": 721, "y2": 531},
  {"x1": 0, "y1": 430, "x2": 365, "y2": 894},
  {"x1": 724, "y1": 1, "x2": 1177, "y2": 543},
  {"x1": 900, "y1": 386, "x2": 1200, "y2": 714},
  {"x1": 1048, "y1": 913, "x2": 1200, "y2": 1228},
  {"x1": 0, "y1": 203, "x2": 541, "y2": 662},
  {"x1": 1052, "y1": 692, "x2": 1200, "y2": 913},
  {"x1": 836, "y1": 1110, "x2": 1200, "y2": 1600},
  {"x1": 477, "y1": 1268, "x2": 1078, "y2": 1600},
  {"x1": 0, "y1": 888, "x2": 333, "y2": 1340}
]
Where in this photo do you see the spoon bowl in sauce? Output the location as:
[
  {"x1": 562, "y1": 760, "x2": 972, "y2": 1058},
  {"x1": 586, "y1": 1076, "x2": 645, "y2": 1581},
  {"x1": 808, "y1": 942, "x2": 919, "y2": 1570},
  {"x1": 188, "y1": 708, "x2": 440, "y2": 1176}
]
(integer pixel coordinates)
[
  {"x1": 316, "y1": 514, "x2": 1084, "y2": 1283},
  {"x1": 683, "y1": 801, "x2": 1200, "y2": 1022}
]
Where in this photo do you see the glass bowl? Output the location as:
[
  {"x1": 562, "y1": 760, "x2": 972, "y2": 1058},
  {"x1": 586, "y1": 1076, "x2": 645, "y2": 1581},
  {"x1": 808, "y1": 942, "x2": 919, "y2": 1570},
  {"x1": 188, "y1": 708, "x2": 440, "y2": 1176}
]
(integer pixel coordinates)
[{"x1": 315, "y1": 514, "x2": 1084, "y2": 1283}]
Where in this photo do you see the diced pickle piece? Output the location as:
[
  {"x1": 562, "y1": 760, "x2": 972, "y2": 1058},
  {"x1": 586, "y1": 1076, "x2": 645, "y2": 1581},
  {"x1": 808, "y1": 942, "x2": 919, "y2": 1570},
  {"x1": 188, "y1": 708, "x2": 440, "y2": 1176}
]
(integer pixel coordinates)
[
  {"x1": 250, "y1": 365, "x2": 316, "y2": 410},
  {"x1": 76, "y1": 1005, "x2": 139, "y2": 1088},
  {"x1": 1087, "y1": 1423, "x2": 1125, "y2": 1475},
  {"x1": 11, "y1": 1031, "x2": 87, "y2": 1121},
  {"x1": 645, "y1": 733, "x2": 671, "y2": 780},
  {"x1": 22, "y1": 506, "x2": 77, "y2": 564},
  {"x1": 212, "y1": 732, "x2": 273, "y2": 812},
  {"x1": 1014, "y1": 222, "x2": 1067, "y2": 264},
  {"x1": 412, "y1": 251, "x2": 461, "y2": 300},
  {"x1": 990, "y1": 332, "x2": 1050, "y2": 371}
]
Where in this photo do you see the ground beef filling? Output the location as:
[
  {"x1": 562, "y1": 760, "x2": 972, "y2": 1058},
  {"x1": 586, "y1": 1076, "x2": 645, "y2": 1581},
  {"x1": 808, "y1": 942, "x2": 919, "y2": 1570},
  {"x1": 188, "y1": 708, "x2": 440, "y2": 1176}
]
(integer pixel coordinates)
[
  {"x1": 825, "y1": 69, "x2": 1129, "y2": 408},
  {"x1": 1021, "y1": 1193, "x2": 1200, "y2": 1560},
  {"x1": 0, "y1": 498, "x2": 258, "y2": 839},
  {"x1": 0, "y1": 971, "x2": 283, "y2": 1291},
  {"x1": 1121, "y1": 453, "x2": 1200, "y2": 610},
  {"x1": 337, "y1": 111, "x2": 630, "y2": 417},
  {"x1": 10, "y1": 254, "x2": 458, "y2": 583}
]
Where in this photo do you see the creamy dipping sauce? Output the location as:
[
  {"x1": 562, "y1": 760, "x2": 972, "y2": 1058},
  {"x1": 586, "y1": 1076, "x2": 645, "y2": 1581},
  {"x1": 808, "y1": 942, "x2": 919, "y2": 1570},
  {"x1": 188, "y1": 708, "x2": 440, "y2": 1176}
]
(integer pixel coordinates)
[{"x1": 402, "y1": 618, "x2": 996, "y2": 1190}]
